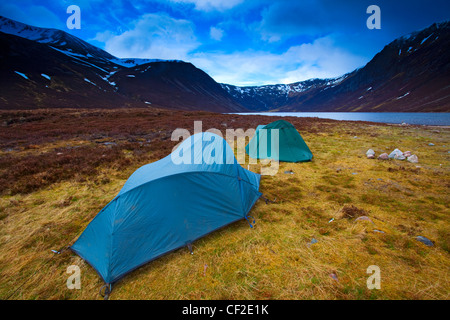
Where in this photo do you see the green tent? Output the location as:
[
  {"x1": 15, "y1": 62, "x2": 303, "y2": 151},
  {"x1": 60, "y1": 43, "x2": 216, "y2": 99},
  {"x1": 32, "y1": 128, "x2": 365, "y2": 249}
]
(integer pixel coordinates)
[{"x1": 245, "y1": 120, "x2": 313, "y2": 163}]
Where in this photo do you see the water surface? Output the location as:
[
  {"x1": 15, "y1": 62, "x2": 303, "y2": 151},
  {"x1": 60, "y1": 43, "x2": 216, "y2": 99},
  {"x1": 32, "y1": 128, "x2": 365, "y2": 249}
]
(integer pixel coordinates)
[{"x1": 233, "y1": 112, "x2": 450, "y2": 126}]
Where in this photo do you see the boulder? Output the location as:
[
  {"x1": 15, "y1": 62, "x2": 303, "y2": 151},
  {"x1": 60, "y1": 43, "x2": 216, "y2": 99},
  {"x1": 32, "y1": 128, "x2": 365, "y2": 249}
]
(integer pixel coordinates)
[
  {"x1": 394, "y1": 153, "x2": 406, "y2": 160},
  {"x1": 355, "y1": 216, "x2": 373, "y2": 223},
  {"x1": 407, "y1": 154, "x2": 419, "y2": 163},
  {"x1": 378, "y1": 153, "x2": 389, "y2": 160},
  {"x1": 403, "y1": 151, "x2": 412, "y2": 157},
  {"x1": 389, "y1": 149, "x2": 403, "y2": 159},
  {"x1": 416, "y1": 236, "x2": 434, "y2": 247},
  {"x1": 366, "y1": 149, "x2": 375, "y2": 159}
]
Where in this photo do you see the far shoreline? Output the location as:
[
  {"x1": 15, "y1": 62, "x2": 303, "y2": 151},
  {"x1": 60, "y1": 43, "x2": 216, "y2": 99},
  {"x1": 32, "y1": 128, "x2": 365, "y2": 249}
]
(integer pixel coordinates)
[{"x1": 229, "y1": 111, "x2": 450, "y2": 126}]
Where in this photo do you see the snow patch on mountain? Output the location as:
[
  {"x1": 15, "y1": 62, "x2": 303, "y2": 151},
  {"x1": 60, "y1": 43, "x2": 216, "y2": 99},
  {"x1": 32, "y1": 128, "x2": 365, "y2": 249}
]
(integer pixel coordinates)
[
  {"x1": 110, "y1": 58, "x2": 184, "y2": 68},
  {"x1": 14, "y1": 71, "x2": 28, "y2": 79}
]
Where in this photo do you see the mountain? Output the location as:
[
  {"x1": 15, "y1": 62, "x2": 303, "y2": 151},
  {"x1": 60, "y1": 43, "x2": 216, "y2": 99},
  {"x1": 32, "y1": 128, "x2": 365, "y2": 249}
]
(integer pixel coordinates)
[
  {"x1": 0, "y1": 16, "x2": 244, "y2": 112},
  {"x1": 2, "y1": 16, "x2": 449, "y2": 113},
  {"x1": 222, "y1": 21, "x2": 450, "y2": 112},
  {"x1": 221, "y1": 77, "x2": 347, "y2": 112}
]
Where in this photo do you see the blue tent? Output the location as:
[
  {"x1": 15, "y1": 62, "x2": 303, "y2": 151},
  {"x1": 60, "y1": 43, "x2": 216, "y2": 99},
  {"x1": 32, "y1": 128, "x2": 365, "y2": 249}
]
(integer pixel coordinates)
[
  {"x1": 246, "y1": 120, "x2": 313, "y2": 163},
  {"x1": 70, "y1": 132, "x2": 261, "y2": 286}
]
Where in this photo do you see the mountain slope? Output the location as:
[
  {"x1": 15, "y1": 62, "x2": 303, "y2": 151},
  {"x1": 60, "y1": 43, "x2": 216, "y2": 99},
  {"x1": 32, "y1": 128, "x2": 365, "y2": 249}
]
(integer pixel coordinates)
[
  {"x1": 223, "y1": 21, "x2": 450, "y2": 112},
  {"x1": 221, "y1": 76, "x2": 347, "y2": 112},
  {"x1": 0, "y1": 16, "x2": 244, "y2": 112}
]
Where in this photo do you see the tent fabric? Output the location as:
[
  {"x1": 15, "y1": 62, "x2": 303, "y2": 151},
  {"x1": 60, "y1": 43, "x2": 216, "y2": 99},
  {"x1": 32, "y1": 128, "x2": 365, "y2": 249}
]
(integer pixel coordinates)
[
  {"x1": 245, "y1": 120, "x2": 313, "y2": 163},
  {"x1": 70, "y1": 132, "x2": 262, "y2": 285}
]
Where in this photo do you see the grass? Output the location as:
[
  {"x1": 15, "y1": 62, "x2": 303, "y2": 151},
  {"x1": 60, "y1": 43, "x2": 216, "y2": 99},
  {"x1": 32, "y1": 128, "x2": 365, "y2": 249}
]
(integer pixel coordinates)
[{"x1": 0, "y1": 108, "x2": 449, "y2": 300}]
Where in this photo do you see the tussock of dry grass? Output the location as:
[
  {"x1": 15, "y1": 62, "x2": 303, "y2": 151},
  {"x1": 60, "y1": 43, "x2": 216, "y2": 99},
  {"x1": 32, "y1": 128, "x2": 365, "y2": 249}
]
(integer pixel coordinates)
[{"x1": 0, "y1": 109, "x2": 449, "y2": 300}]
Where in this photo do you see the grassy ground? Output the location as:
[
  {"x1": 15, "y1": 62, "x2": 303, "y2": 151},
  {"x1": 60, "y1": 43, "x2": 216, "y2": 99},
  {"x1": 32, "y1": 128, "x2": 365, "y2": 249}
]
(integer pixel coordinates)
[{"x1": 0, "y1": 109, "x2": 448, "y2": 300}]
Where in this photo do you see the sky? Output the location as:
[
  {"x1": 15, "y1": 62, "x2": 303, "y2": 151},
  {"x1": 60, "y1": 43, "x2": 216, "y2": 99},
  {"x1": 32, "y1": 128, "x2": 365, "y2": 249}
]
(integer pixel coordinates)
[{"x1": 1, "y1": 0, "x2": 449, "y2": 86}]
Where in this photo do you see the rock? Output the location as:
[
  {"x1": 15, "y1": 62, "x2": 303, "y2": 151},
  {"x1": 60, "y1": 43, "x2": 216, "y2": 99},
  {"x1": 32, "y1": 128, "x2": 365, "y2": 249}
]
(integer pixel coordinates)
[
  {"x1": 353, "y1": 136, "x2": 358, "y2": 139},
  {"x1": 366, "y1": 149, "x2": 375, "y2": 159},
  {"x1": 378, "y1": 153, "x2": 389, "y2": 160},
  {"x1": 394, "y1": 153, "x2": 406, "y2": 160},
  {"x1": 416, "y1": 236, "x2": 434, "y2": 247},
  {"x1": 403, "y1": 151, "x2": 412, "y2": 157},
  {"x1": 307, "y1": 238, "x2": 318, "y2": 247},
  {"x1": 428, "y1": 143, "x2": 435, "y2": 146},
  {"x1": 373, "y1": 229, "x2": 385, "y2": 234},
  {"x1": 407, "y1": 154, "x2": 419, "y2": 163},
  {"x1": 284, "y1": 170, "x2": 294, "y2": 174},
  {"x1": 389, "y1": 149, "x2": 403, "y2": 159},
  {"x1": 329, "y1": 273, "x2": 339, "y2": 281},
  {"x1": 355, "y1": 216, "x2": 373, "y2": 223}
]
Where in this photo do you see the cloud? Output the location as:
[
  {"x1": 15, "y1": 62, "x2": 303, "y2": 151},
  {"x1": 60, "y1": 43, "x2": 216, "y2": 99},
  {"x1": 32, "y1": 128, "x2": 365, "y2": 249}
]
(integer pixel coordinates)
[
  {"x1": 169, "y1": 0, "x2": 244, "y2": 11},
  {"x1": 279, "y1": 37, "x2": 368, "y2": 83},
  {"x1": 209, "y1": 26, "x2": 224, "y2": 41},
  {"x1": 256, "y1": 0, "x2": 366, "y2": 42},
  {"x1": 0, "y1": 3, "x2": 64, "y2": 29},
  {"x1": 97, "y1": 13, "x2": 200, "y2": 60},
  {"x1": 190, "y1": 36, "x2": 367, "y2": 86}
]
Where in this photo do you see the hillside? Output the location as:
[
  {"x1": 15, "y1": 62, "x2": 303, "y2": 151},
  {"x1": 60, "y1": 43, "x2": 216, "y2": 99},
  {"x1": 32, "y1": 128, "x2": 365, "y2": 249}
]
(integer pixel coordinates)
[
  {"x1": 0, "y1": 16, "x2": 244, "y2": 112},
  {"x1": 223, "y1": 21, "x2": 450, "y2": 112}
]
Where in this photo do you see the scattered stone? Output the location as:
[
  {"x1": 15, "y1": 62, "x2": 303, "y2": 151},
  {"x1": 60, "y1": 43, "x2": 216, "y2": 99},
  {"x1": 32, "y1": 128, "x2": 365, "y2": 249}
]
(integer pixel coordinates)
[
  {"x1": 407, "y1": 154, "x2": 419, "y2": 163},
  {"x1": 355, "y1": 216, "x2": 373, "y2": 223},
  {"x1": 394, "y1": 153, "x2": 406, "y2": 160},
  {"x1": 284, "y1": 170, "x2": 294, "y2": 174},
  {"x1": 353, "y1": 136, "x2": 358, "y2": 139},
  {"x1": 352, "y1": 172, "x2": 358, "y2": 175},
  {"x1": 428, "y1": 143, "x2": 435, "y2": 146},
  {"x1": 389, "y1": 148, "x2": 403, "y2": 159},
  {"x1": 416, "y1": 236, "x2": 434, "y2": 247},
  {"x1": 403, "y1": 151, "x2": 412, "y2": 157},
  {"x1": 366, "y1": 149, "x2": 375, "y2": 159},
  {"x1": 329, "y1": 273, "x2": 339, "y2": 281},
  {"x1": 56, "y1": 152, "x2": 63, "y2": 156},
  {"x1": 378, "y1": 153, "x2": 389, "y2": 160},
  {"x1": 307, "y1": 238, "x2": 318, "y2": 247}
]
